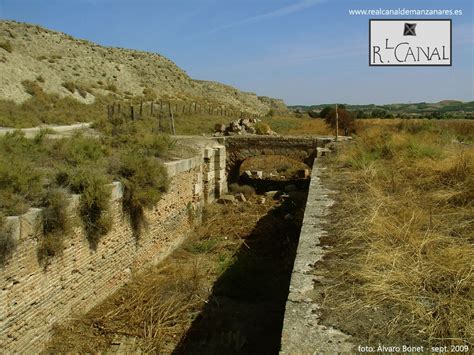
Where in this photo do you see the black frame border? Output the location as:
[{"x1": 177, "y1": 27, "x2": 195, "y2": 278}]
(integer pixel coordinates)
[{"x1": 368, "y1": 19, "x2": 452, "y2": 67}]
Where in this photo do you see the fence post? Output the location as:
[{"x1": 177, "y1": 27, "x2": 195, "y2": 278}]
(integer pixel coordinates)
[{"x1": 170, "y1": 112, "x2": 176, "y2": 135}]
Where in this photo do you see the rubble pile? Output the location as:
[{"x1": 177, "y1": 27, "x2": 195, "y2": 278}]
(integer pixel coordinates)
[{"x1": 213, "y1": 117, "x2": 277, "y2": 136}]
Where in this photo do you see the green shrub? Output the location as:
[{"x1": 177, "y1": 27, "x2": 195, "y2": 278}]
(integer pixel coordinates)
[
  {"x1": 0, "y1": 215, "x2": 16, "y2": 266},
  {"x1": 118, "y1": 153, "x2": 169, "y2": 238},
  {"x1": 407, "y1": 140, "x2": 442, "y2": 159},
  {"x1": 255, "y1": 122, "x2": 271, "y2": 135},
  {"x1": 0, "y1": 40, "x2": 13, "y2": 53},
  {"x1": 77, "y1": 87, "x2": 88, "y2": 98},
  {"x1": 62, "y1": 81, "x2": 76, "y2": 93},
  {"x1": 37, "y1": 189, "x2": 71, "y2": 265},
  {"x1": 397, "y1": 120, "x2": 434, "y2": 134},
  {"x1": 53, "y1": 134, "x2": 108, "y2": 167},
  {"x1": 22, "y1": 80, "x2": 43, "y2": 97},
  {"x1": 78, "y1": 172, "x2": 112, "y2": 249},
  {"x1": 266, "y1": 109, "x2": 275, "y2": 117},
  {"x1": 347, "y1": 150, "x2": 379, "y2": 169},
  {"x1": 143, "y1": 87, "x2": 157, "y2": 100},
  {"x1": 0, "y1": 153, "x2": 43, "y2": 215},
  {"x1": 106, "y1": 83, "x2": 118, "y2": 93}
]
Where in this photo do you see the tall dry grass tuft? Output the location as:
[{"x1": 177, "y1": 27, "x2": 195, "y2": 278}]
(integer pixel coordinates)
[
  {"x1": 89, "y1": 255, "x2": 207, "y2": 353},
  {"x1": 319, "y1": 121, "x2": 473, "y2": 347}
]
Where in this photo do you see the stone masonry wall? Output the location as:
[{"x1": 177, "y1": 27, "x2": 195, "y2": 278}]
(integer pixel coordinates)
[
  {"x1": 0, "y1": 145, "x2": 227, "y2": 353},
  {"x1": 221, "y1": 135, "x2": 333, "y2": 181}
]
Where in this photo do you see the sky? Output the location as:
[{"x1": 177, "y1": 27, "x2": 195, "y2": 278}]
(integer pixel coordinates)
[{"x1": 0, "y1": 0, "x2": 473, "y2": 105}]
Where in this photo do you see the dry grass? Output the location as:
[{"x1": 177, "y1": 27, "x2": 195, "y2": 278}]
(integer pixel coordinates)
[
  {"x1": 261, "y1": 115, "x2": 332, "y2": 135},
  {"x1": 316, "y1": 121, "x2": 473, "y2": 347}
]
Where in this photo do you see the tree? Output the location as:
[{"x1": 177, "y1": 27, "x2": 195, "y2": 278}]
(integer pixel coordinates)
[
  {"x1": 324, "y1": 107, "x2": 355, "y2": 135},
  {"x1": 319, "y1": 106, "x2": 332, "y2": 119}
]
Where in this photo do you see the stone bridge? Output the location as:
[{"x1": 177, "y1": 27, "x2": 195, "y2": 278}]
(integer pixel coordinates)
[{"x1": 216, "y1": 135, "x2": 334, "y2": 181}]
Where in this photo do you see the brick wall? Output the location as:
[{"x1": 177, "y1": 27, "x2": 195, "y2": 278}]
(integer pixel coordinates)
[{"x1": 0, "y1": 145, "x2": 227, "y2": 353}]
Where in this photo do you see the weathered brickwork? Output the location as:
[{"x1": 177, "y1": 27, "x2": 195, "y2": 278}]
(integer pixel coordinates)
[{"x1": 0, "y1": 148, "x2": 229, "y2": 352}]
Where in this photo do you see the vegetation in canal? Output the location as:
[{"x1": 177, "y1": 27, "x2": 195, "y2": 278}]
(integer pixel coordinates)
[{"x1": 45, "y1": 189, "x2": 307, "y2": 353}]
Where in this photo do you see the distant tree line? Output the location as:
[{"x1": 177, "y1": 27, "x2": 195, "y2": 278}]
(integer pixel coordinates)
[{"x1": 305, "y1": 107, "x2": 473, "y2": 120}]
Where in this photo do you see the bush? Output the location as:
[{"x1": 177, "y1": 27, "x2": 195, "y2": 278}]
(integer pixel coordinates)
[
  {"x1": 319, "y1": 106, "x2": 332, "y2": 118},
  {"x1": 62, "y1": 81, "x2": 76, "y2": 93},
  {"x1": 22, "y1": 80, "x2": 43, "y2": 97},
  {"x1": 118, "y1": 153, "x2": 169, "y2": 238},
  {"x1": 0, "y1": 216, "x2": 16, "y2": 266},
  {"x1": 407, "y1": 140, "x2": 442, "y2": 159},
  {"x1": 308, "y1": 110, "x2": 319, "y2": 118},
  {"x1": 266, "y1": 109, "x2": 275, "y2": 117},
  {"x1": 72, "y1": 170, "x2": 112, "y2": 249},
  {"x1": 143, "y1": 87, "x2": 157, "y2": 100},
  {"x1": 53, "y1": 134, "x2": 108, "y2": 167},
  {"x1": 0, "y1": 40, "x2": 13, "y2": 53},
  {"x1": 255, "y1": 122, "x2": 271, "y2": 135},
  {"x1": 397, "y1": 120, "x2": 433, "y2": 134},
  {"x1": 106, "y1": 83, "x2": 118, "y2": 93},
  {"x1": 324, "y1": 107, "x2": 355, "y2": 134},
  {"x1": 0, "y1": 153, "x2": 43, "y2": 215},
  {"x1": 37, "y1": 189, "x2": 71, "y2": 265}
]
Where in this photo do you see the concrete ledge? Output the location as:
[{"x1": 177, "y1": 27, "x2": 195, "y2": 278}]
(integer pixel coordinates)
[
  {"x1": 164, "y1": 155, "x2": 202, "y2": 177},
  {"x1": 280, "y1": 160, "x2": 353, "y2": 354},
  {"x1": 109, "y1": 181, "x2": 124, "y2": 201}
]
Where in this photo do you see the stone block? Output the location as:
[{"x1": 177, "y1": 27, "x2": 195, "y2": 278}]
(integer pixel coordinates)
[
  {"x1": 316, "y1": 147, "x2": 331, "y2": 157},
  {"x1": 20, "y1": 208, "x2": 43, "y2": 238},
  {"x1": 203, "y1": 170, "x2": 215, "y2": 182},
  {"x1": 203, "y1": 148, "x2": 215, "y2": 159},
  {"x1": 205, "y1": 158, "x2": 215, "y2": 171},
  {"x1": 109, "y1": 181, "x2": 123, "y2": 201},
  {"x1": 67, "y1": 194, "x2": 81, "y2": 213},
  {"x1": 215, "y1": 178, "x2": 228, "y2": 195},
  {"x1": 214, "y1": 154, "x2": 226, "y2": 168},
  {"x1": 215, "y1": 169, "x2": 226, "y2": 180},
  {"x1": 193, "y1": 183, "x2": 202, "y2": 196},
  {"x1": 213, "y1": 145, "x2": 226, "y2": 157}
]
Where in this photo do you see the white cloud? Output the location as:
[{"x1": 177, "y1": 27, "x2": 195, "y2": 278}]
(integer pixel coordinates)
[{"x1": 208, "y1": 0, "x2": 325, "y2": 34}]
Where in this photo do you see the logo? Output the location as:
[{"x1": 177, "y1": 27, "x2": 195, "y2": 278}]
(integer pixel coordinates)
[
  {"x1": 403, "y1": 23, "x2": 416, "y2": 36},
  {"x1": 369, "y1": 19, "x2": 452, "y2": 66}
]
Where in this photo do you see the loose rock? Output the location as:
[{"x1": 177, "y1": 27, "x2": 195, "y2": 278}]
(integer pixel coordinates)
[{"x1": 218, "y1": 194, "x2": 236, "y2": 204}]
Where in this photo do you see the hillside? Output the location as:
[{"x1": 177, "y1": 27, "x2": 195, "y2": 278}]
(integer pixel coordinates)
[{"x1": 0, "y1": 20, "x2": 287, "y2": 117}]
